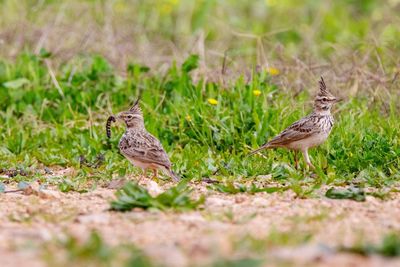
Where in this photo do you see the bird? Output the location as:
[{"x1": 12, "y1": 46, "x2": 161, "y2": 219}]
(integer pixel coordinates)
[
  {"x1": 249, "y1": 77, "x2": 340, "y2": 169},
  {"x1": 115, "y1": 99, "x2": 180, "y2": 181}
]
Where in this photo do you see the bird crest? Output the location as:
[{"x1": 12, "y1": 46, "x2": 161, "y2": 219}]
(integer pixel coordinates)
[
  {"x1": 317, "y1": 76, "x2": 335, "y2": 98},
  {"x1": 318, "y1": 77, "x2": 328, "y2": 95},
  {"x1": 129, "y1": 98, "x2": 142, "y2": 115}
]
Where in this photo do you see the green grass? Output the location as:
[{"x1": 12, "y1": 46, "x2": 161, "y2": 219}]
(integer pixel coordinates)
[
  {"x1": 43, "y1": 231, "x2": 156, "y2": 267},
  {"x1": 40, "y1": 229, "x2": 400, "y2": 267},
  {"x1": 1, "y1": 1, "x2": 399, "y2": 197},
  {"x1": 110, "y1": 181, "x2": 205, "y2": 212},
  {"x1": 340, "y1": 233, "x2": 400, "y2": 257},
  {"x1": 209, "y1": 181, "x2": 287, "y2": 194},
  {"x1": 41, "y1": 229, "x2": 313, "y2": 267},
  {"x1": 1, "y1": 0, "x2": 400, "y2": 72},
  {"x1": 0, "y1": 52, "x2": 399, "y2": 196},
  {"x1": 211, "y1": 258, "x2": 263, "y2": 267}
]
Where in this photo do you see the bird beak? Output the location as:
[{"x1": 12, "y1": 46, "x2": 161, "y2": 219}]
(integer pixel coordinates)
[
  {"x1": 116, "y1": 113, "x2": 123, "y2": 120},
  {"x1": 334, "y1": 97, "x2": 342, "y2": 103}
]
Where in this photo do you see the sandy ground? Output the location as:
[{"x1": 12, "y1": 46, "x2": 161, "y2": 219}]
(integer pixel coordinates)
[{"x1": 0, "y1": 176, "x2": 399, "y2": 267}]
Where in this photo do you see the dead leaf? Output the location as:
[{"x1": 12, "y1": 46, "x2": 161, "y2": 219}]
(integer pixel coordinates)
[
  {"x1": 107, "y1": 178, "x2": 127, "y2": 189},
  {"x1": 21, "y1": 182, "x2": 62, "y2": 199}
]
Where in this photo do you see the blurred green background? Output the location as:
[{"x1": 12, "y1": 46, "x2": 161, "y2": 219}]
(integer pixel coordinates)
[{"x1": 1, "y1": 0, "x2": 400, "y2": 72}]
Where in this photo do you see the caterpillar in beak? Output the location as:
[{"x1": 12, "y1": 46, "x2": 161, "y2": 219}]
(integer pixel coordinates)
[{"x1": 106, "y1": 115, "x2": 116, "y2": 138}]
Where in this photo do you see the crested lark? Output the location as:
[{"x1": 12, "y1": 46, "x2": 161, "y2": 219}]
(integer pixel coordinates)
[
  {"x1": 115, "y1": 99, "x2": 180, "y2": 181},
  {"x1": 250, "y1": 77, "x2": 340, "y2": 169}
]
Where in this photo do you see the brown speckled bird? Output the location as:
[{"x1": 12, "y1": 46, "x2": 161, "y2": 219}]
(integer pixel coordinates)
[
  {"x1": 250, "y1": 77, "x2": 341, "y2": 169},
  {"x1": 116, "y1": 99, "x2": 180, "y2": 181}
]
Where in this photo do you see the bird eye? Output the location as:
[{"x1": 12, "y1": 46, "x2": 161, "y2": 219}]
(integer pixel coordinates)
[
  {"x1": 127, "y1": 115, "x2": 133, "y2": 119},
  {"x1": 322, "y1": 97, "x2": 328, "y2": 101}
]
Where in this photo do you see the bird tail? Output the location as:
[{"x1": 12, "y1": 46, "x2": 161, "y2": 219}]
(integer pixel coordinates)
[
  {"x1": 248, "y1": 143, "x2": 271, "y2": 156},
  {"x1": 163, "y1": 167, "x2": 180, "y2": 182}
]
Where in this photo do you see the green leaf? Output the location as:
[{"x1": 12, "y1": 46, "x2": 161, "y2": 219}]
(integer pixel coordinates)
[
  {"x1": 2, "y1": 78, "x2": 30, "y2": 89},
  {"x1": 110, "y1": 182, "x2": 204, "y2": 212},
  {"x1": 39, "y1": 48, "x2": 52, "y2": 58},
  {"x1": 325, "y1": 187, "x2": 366, "y2": 202},
  {"x1": 213, "y1": 258, "x2": 263, "y2": 267},
  {"x1": 181, "y1": 54, "x2": 199, "y2": 73},
  {"x1": 340, "y1": 233, "x2": 400, "y2": 257},
  {"x1": 127, "y1": 63, "x2": 150, "y2": 73},
  {"x1": 379, "y1": 233, "x2": 400, "y2": 257},
  {"x1": 211, "y1": 181, "x2": 287, "y2": 195}
]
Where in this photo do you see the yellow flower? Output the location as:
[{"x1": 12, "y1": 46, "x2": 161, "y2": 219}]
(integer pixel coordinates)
[
  {"x1": 207, "y1": 98, "x2": 218, "y2": 105},
  {"x1": 266, "y1": 67, "x2": 280, "y2": 76},
  {"x1": 265, "y1": 0, "x2": 278, "y2": 6},
  {"x1": 160, "y1": 3, "x2": 172, "y2": 14},
  {"x1": 169, "y1": 0, "x2": 179, "y2": 6},
  {"x1": 253, "y1": 90, "x2": 262, "y2": 96},
  {"x1": 158, "y1": 0, "x2": 179, "y2": 14},
  {"x1": 185, "y1": 115, "x2": 192, "y2": 122}
]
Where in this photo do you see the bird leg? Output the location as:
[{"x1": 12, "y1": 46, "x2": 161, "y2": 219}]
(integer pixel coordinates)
[
  {"x1": 152, "y1": 169, "x2": 158, "y2": 180},
  {"x1": 301, "y1": 149, "x2": 315, "y2": 170},
  {"x1": 294, "y1": 150, "x2": 299, "y2": 170},
  {"x1": 138, "y1": 168, "x2": 146, "y2": 183}
]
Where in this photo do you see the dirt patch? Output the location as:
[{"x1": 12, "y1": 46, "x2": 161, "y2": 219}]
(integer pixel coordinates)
[{"x1": 0, "y1": 176, "x2": 399, "y2": 267}]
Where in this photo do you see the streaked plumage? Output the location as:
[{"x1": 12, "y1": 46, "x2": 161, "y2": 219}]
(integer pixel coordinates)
[
  {"x1": 116, "y1": 99, "x2": 180, "y2": 181},
  {"x1": 250, "y1": 77, "x2": 340, "y2": 169}
]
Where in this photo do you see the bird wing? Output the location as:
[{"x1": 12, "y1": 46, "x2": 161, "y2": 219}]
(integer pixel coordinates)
[
  {"x1": 266, "y1": 114, "x2": 321, "y2": 147},
  {"x1": 119, "y1": 131, "x2": 172, "y2": 168}
]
